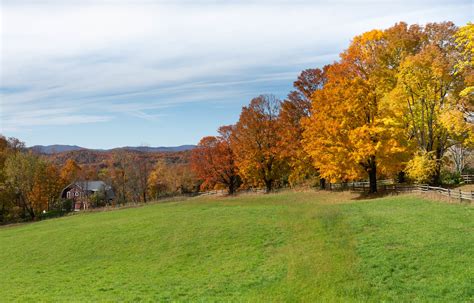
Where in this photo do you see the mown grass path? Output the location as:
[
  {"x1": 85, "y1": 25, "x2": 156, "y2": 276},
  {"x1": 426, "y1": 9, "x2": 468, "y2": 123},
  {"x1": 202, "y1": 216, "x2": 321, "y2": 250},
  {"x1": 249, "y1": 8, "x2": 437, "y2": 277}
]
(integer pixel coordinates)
[{"x1": 0, "y1": 192, "x2": 472, "y2": 302}]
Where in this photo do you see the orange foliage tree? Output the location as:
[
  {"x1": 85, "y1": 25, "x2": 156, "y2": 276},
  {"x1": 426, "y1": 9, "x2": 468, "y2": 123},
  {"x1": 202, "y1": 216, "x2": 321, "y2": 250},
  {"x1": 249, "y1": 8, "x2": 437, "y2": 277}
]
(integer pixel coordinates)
[
  {"x1": 191, "y1": 125, "x2": 240, "y2": 194},
  {"x1": 278, "y1": 68, "x2": 327, "y2": 186},
  {"x1": 232, "y1": 95, "x2": 287, "y2": 192},
  {"x1": 29, "y1": 163, "x2": 62, "y2": 212},
  {"x1": 60, "y1": 159, "x2": 82, "y2": 186},
  {"x1": 303, "y1": 26, "x2": 416, "y2": 192}
]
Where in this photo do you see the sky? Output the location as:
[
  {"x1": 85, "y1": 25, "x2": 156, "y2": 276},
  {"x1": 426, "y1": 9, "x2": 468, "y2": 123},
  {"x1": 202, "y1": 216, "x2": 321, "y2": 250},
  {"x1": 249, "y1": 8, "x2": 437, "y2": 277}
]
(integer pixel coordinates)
[{"x1": 0, "y1": 0, "x2": 472, "y2": 148}]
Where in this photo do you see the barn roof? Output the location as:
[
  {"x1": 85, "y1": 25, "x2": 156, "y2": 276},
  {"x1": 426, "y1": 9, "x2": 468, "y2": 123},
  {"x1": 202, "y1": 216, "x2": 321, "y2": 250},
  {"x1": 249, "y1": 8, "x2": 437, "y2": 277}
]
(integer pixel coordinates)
[{"x1": 74, "y1": 181, "x2": 110, "y2": 191}]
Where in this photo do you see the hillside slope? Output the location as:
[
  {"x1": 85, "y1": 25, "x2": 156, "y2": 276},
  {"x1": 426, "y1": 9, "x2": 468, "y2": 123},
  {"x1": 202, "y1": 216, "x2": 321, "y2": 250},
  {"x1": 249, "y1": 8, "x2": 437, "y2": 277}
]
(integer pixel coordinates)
[{"x1": 0, "y1": 192, "x2": 472, "y2": 302}]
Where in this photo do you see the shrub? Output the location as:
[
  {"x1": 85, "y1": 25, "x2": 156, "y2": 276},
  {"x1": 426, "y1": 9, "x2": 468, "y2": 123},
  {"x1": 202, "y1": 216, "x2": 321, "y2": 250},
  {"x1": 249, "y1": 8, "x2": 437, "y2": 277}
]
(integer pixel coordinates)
[
  {"x1": 441, "y1": 171, "x2": 463, "y2": 185},
  {"x1": 405, "y1": 152, "x2": 437, "y2": 184}
]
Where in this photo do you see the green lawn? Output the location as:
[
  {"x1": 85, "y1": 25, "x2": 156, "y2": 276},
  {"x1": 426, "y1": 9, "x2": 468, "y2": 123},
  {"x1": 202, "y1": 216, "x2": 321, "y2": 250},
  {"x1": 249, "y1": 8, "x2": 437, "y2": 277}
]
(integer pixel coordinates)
[{"x1": 0, "y1": 191, "x2": 472, "y2": 302}]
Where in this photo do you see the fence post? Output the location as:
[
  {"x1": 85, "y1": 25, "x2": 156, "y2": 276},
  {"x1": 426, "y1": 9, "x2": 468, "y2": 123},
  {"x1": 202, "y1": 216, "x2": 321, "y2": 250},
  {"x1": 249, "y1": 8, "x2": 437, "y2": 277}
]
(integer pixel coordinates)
[
  {"x1": 448, "y1": 188, "x2": 450, "y2": 198},
  {"x1": 459, "y1": 189, "x2": 462, "y2": 202}
]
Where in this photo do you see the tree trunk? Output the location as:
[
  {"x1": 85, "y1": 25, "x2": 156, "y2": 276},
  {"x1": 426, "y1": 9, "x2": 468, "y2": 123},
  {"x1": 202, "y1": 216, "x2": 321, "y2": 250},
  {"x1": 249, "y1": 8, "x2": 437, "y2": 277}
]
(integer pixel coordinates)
[
  {"x1": 264, "y1": 179, "x2": 272, "y2": 193},
  {"x1": 431, "y1": 165, "x2": 442, "y2": 186},
  {"x1": 0, "y1": 203, "x2": 5, "y2": 223},
  {"x1": 226, "y1": 176, "x2": 236, "y2": 195},
  {"x1": 20, "y1": 194, "x2": 36, "y2": 220},
  {"x1": 367, "y1": 157, "x2": 377, "y2": 193},
  {"x1": 397, "y1": 171, "x2": 406, "y2": 183},
  {"x1": 431, "y1": 148, "x2": 443, "y2": 186},
  {"x1": 25, "y1": 204, "x2": 35, "y2": 220},
  {"x1": 320, "y1": 178, "x2": 326, "y2": 189}
]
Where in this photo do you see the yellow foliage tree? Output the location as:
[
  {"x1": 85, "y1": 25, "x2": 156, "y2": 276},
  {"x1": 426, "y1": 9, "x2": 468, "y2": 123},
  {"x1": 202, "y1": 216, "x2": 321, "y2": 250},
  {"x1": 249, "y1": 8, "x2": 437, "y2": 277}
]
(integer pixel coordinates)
[
  {"x1": 454, "y1": 22, "x2": 474, "y2": 103},
  {"x1": 4, "y1": 152, "x2": 61, "y2": 219},
  {"x1": 405, "y1": 152, "x2": 438, "y2": 184},
  {"x1": 390, "y1": 22, "x2": 471, "y2": 184},
  {"x1": 303, "y1": 27, "x2": 412, "y2": 192}
]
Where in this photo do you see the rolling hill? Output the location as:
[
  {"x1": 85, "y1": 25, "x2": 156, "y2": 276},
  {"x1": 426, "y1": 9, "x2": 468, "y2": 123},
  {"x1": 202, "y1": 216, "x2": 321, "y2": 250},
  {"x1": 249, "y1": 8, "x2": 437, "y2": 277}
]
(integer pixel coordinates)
[
  {"x1": 0, "y1": 191, "x2": 472, "y2": 301},
  {"x1": 30, "y1": 144, "x2": 196, "y2": 154},
  {"x1": 30, "y1": 144, "x2": 85, "y2": 154}
]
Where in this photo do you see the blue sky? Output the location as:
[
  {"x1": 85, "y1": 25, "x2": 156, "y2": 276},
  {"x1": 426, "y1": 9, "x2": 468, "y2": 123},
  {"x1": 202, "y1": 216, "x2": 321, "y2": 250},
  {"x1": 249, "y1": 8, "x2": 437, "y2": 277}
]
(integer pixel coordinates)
[{"x1": 0, "y1": 0, "x2": 472, "y2": 148}]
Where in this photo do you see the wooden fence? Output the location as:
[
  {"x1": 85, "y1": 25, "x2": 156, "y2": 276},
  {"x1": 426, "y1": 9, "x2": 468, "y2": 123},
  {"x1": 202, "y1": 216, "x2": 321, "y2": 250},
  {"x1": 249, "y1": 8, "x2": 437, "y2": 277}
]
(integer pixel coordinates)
[
  {"x1": 417, "y1": 185, "x2": 474, "y2": 201},
  {"x1": 461, "y1": 174, "x2": 474, "y2": 183},
  {"x1": 327, "y1": 180, "x2": 396, "y2": 191},
  {"x1": 198, "y1": 189, "x2": 227, "y2": 196},
  {"x1": 197, "y1": 188, "x2": 267, "y2": 196},
  {"x1": 198, "y1": 181, "x2": 473, "y2": 202},
  {"x1": 328, "y1": 181, "x2": 473, "y2": 202}
]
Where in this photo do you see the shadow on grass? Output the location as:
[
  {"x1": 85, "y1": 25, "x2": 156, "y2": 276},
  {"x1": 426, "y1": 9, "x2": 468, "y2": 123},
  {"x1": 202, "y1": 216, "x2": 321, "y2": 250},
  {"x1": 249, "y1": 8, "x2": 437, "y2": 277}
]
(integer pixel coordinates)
[
  {"x1": 356, "y1": 192, "x2": 401, "y2": 200},
  {"x1": 346, "y1": 190, "x2": 410, "y2": 200}
]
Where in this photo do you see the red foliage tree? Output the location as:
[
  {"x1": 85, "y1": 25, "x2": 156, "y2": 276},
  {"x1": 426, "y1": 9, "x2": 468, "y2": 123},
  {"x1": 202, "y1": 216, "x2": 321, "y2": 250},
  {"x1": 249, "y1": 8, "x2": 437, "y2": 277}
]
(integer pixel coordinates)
[{"x1": 191, "y1": 125, "x2": 240, "y2": 194}]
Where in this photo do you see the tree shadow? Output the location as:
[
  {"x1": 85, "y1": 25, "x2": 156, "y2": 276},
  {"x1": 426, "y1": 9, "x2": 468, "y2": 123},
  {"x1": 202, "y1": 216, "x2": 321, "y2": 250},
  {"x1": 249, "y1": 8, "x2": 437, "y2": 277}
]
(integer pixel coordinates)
[{"x1": 350, "y1": 190, "x2": 406, "y2": 200}]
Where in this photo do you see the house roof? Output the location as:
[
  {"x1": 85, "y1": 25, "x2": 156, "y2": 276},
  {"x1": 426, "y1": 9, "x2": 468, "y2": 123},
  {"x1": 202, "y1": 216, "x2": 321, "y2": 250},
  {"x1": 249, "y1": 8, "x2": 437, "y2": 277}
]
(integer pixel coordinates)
[{"x1": 74, "y1": 181, "x2": 110, "y2": 191}]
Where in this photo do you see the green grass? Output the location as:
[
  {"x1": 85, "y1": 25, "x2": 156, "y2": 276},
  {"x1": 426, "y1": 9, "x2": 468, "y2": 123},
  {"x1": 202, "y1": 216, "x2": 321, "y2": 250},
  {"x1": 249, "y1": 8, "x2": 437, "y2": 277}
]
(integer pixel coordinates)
[{"x1": 0, "y1": 191, "x2": 472, "y2": 302}]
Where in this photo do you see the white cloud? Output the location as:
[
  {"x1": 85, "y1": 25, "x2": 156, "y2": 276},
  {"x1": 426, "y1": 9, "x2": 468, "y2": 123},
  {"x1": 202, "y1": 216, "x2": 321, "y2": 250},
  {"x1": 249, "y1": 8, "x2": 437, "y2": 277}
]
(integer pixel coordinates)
[{"x1": 0, "y1": 0, "x2": 472, "y2": 132}]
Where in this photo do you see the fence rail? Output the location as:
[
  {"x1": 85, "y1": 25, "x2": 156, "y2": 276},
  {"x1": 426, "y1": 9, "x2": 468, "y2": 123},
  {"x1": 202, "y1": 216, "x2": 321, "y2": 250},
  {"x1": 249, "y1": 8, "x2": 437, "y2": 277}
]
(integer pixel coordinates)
[
  {"x1": 198, "y1": 189, "x2": 227, "y2": 196},
  {"x1": 197, "y1": 188, "x2": 267, "y2": 196},
  {"x1": 327, "y1": 180, "x2": 398, "y2": 191},
  {"x1": 461, "y1": 174, "x2": 474, "y2": 183},
  {"x1": 198, "y1": 182, "x2": 473, "y2": 202},
  {"x1": 417, "y1": 185, "x2": 474, "y2": 201},
  {"x1": 328, "y1": 181, "x2": 473, "y2": 202}
]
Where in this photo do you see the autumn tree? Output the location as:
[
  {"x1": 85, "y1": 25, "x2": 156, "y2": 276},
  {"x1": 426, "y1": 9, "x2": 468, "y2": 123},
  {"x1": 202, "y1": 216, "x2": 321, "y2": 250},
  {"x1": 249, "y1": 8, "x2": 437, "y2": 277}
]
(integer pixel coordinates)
[
  {"x1": 448, "y1": 143, "x2": 471, "y2": 174},
  {"x1": 303, "y1": 25, "x2": 420, "y2": 192},
  {"x1": 135, "y1": 155, "x2": 150, "y2": 203},
  {"x1": 26, "y1": 162, "x2": 63, "y2": 213},
  {"x1": 147, "y1": 159, "x2": 169, "y2": 199},
  {"x1": 278, "y1": 68, "x2": 327, "y2": 187},
  {"x1": 121, "y1": 153, "x2": 152, "y2": 203},
  {"x1": 148, "y1": 160, "x2": 197, "y2": 196},
  {"x1": 168, "y1": 164, "x2": 197, "y2": 194},
  {"x1": 191, "y1": 125, "x2": 240, "y2": 194},
  {"x1": 110, "y1": 151, "x2": 132, "y2": 203},
  {"x1": 41, "y1": 164, "x2": 63, "y2": 211},
  {"x1": 5, "y1": 137, "x2": 26, "y2": 153},
  {"x1": 391, "y1": 22, "x2": 470, "y2": 185},
  {"x1": 60, "y1": 159, "x2": 82, "y2": 186},
  {"x1": 232, "y1": 95, "x2": 287, "y2": 192},
  {"x1": 454, "y1": 22, "x2": 473, "y2": 106},
  {"x1": 4, "y1": 152, "x2": 53, "y2": 220},
  {"x1": 0, "y1": 136, "x2": 20, "y2": 222}
]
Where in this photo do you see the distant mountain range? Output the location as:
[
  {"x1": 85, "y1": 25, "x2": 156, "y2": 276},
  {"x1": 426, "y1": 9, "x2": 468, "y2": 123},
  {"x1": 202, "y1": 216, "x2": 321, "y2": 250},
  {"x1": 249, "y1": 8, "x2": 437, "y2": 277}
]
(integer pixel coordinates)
[{"x1": 30, "y1": 144, "x2": 196, "y2": 154}]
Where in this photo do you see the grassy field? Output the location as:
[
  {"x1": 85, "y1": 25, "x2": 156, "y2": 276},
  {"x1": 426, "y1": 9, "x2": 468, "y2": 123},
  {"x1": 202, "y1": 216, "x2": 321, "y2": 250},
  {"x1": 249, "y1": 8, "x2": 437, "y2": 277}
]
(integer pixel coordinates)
[
  {"x1": 0, "y1": 191, "x2": 472, "y2": 302},
  {"x1": 455, "y1": 183, "x2": 474, "y2": 191}
]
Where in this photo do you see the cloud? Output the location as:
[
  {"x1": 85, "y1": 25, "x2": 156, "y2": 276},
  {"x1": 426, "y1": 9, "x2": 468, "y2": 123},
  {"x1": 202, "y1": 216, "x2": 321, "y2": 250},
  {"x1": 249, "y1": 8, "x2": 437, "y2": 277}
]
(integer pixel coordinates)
[
  {"x1": 0, "y1": 0, "x2": 472, "y2": 134},
  {"x1": 1, "y1": 111, "x2": 112, "y2": 132}
]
